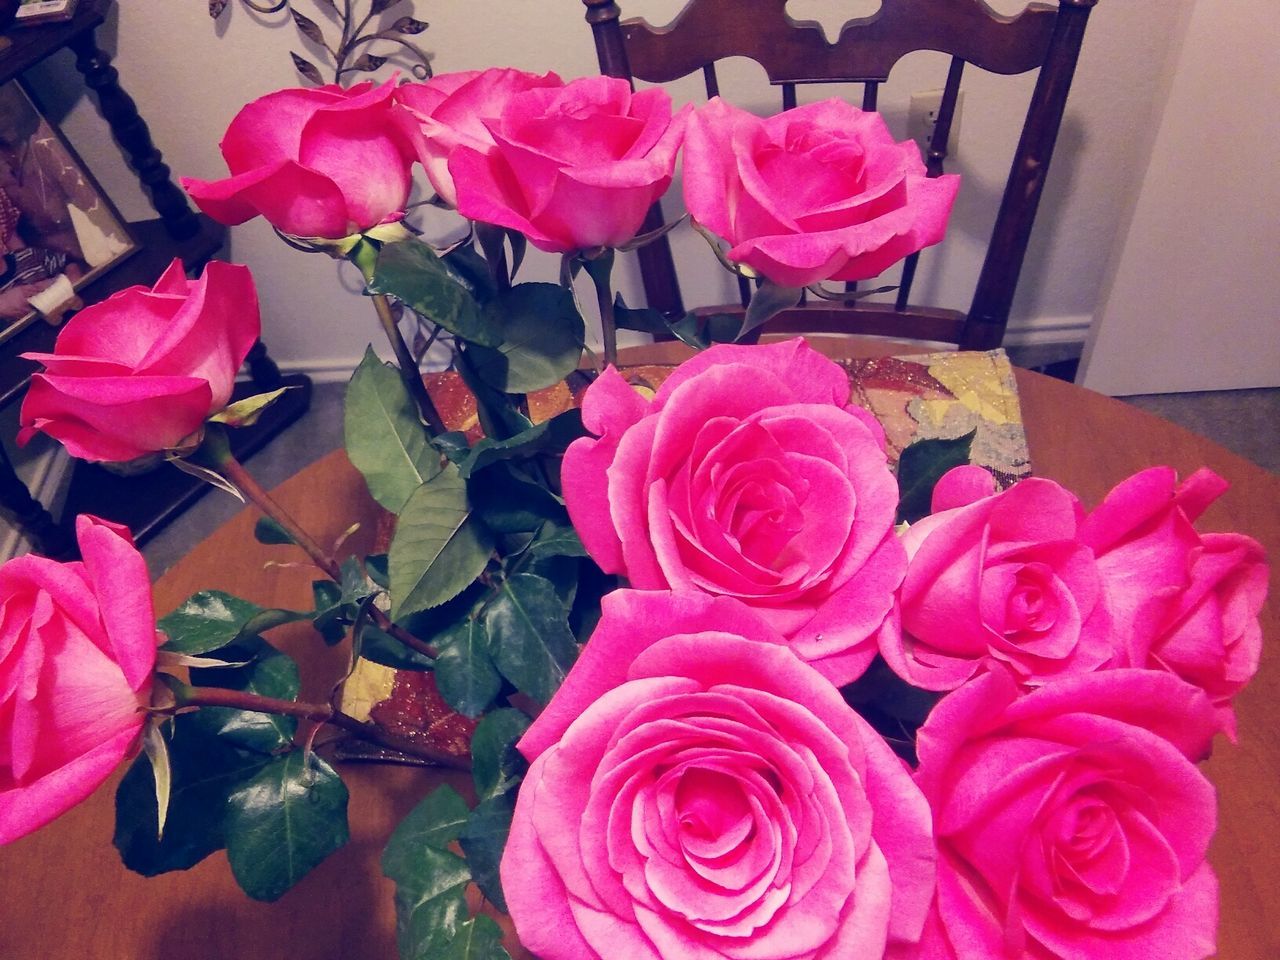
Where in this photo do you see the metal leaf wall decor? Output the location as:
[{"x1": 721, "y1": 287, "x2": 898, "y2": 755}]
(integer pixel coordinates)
[{"x1": 207, "y1": 0, "x2": 432, "y2": 86}]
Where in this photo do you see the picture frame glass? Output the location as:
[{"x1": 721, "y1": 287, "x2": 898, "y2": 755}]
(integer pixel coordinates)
[{"x1": 0, "y1": 79, "x2": 137, "y2": 343}]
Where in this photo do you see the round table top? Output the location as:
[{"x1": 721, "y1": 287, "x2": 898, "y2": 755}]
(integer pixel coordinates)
[{"x1": 1, "y1": 346, "x2": 1277, "y2": 959}]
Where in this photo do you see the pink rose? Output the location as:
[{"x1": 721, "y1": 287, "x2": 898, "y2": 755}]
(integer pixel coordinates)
[
  {"x1": 562, "y1": 338, "x2": 906, "y2": 685},
  {"x1": 394, "y1": 67, "x2": 563, "y2": 208},
  {"x1": 882, "y1": 466, "x2": 1114, "y2": 691},
  {"x1": 18, "y1": 259, "x2": 260, "y2": 463},
  {"x1": 503, "y1": 590, "x2": 935, "y2": 960},
  {"x1": 912, "y1": 669, "x2": 1220, "y2": 960},
  {"x1": 682, "y1": 97, "x2": 959, "y2": 288},
  {"x1": 181, "y1": 78, "x2": 412, "y2": 238},
  {"x1": 1, "y1": 516, "x2": 158, "y2": 844},
  {"x1": 448, "y1": 74, "x2": 688, "y2": 252},
  {"x1": 1081, "y1": 467, "x2": 1267, "y2": 738}
]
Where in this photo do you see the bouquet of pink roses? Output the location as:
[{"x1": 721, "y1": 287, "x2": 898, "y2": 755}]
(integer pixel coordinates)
[{"x1": 3, "y1": 67, "x2": 1267, "y2": 960}]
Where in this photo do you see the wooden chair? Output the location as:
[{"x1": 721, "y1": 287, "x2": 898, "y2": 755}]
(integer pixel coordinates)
[{"x1": 581, "y1": 0, "x2": 1099, "y2": 349}]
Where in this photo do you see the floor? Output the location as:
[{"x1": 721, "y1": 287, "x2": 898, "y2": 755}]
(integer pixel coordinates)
[{"x1": 140, "y1": 369, "x2": 1280, "y2": 577}]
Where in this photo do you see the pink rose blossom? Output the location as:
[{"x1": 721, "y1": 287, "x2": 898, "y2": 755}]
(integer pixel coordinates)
[
  {"x1": 1081, "y1": 466, "x2": 1267, "y2": 738},
  {"x1": 883, "y1": 467, "x2": 1115, "y2": 691},
  {"x1": 562, "y1": 338, "x2": 906, "y2": 685},
  {"x1": 448, "y1": 74, "x2": 688, "y2": 252},
  {"x1": 682, "y1": 97, "x2": 959, "y2": 287},
  {"x1": 911, "y1": 669, "x2": 1220, "y2": 960},
  {"x1": 182, "y1": 78, "x2": 413, "y2": 238},
  {"x1": 394, "y1": 67, "x2": 563, "y2": 208},
  {"x1": 19, "y1": 259, "x2": 260, "y2": 463},
  {"x1": 1, "y1": 516, "x2": 159, "y2": 844},
  {"x1": 503, "y1": 590, "x2": 935, "y2": 960}
]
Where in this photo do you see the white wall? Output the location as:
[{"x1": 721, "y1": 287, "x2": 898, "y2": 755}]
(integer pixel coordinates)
[
  {"x1": 1080, "y1": 0, "x2": 1280, "y2": 395},
  {"x1": 23, "y1": 1, "x2": 1191, "y2": 374}
]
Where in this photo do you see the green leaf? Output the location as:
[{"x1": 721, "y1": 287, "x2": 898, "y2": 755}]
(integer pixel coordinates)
[
  {"x1": 346, "y1": 347, "x2": 442, "y2": 512},
  {"x1": 369, "y1": 239, "x2": 499, "y2": 347},
  {"x1": 383, "y1": 785, "x2": 470, "y2": 880},
  {"x1": 470, "y1": 462, "x2": 566, "y2": 534},
  {"x1": 114, "y1": 714, "x2": 272, "y2": 875},
  {"x1": 189, "y1": 638, "x2": 301, "y2": 753},
  {"x1": 458, "y1": 792, "x2": 517, "y2": 912},
  {"x1": 208, "y1": 386, "x2": 293, "y2": 427},
  {"x1": 434, "y1": 618, "x2": 501, "y2": 718},
  {"x1": 467, "y1": 283, "x2": 585, "y2": 393},
  {"x1": 390, "y1": 463, "x2": 494, "y2": 619},
  {"x1": 254, "y1": 516, "x2": 296, "y2": 545},
  {"x1": 470, "y1": 709, "x2": 531, "y2": 802},
  {"x1": 896, "y1": 430, "x2": 977, "y2": 525},
  {"x1": 224, "y1": 751, "x2": 350, "y2": 902},
  {"x1": 397, "y1": 849, "x2": 472, "y2": 960},
  {"x1": 738, "y1": 280, "x2": 803, "y2": 339},
  {"x1": 365, "y1": 553, "x2": 390, "y2": 589},
  {"x1": 526, "y1": 518, "x2": 588, "y2": 560},
  {"x1": 436, "y1": 916, "x2": 511, "y2": 960},
  {"x1": 456, "y1": 345, "x2": 534, "y2": 442},
  {"x1": 611, "y1": 294, "x2": 672, "y2": 337},
  {"x1": 459, "y1": 409, "x2": 584, "y2": 480},
  {"x1": 158, "y1": 591, "x2": 264, "y2": 655},
  {"x1": 484, "y1": 573, "x2": 578, "y2": 705},
  {"x1": 442, "y1": 243, "x2": 498, "y2": 305},
  {"x1": 359, "y1": 625, "x2": 435, "y2": 671},
  {"x1": 383, "y1": 785, "x2": 473, "y2": 959}
]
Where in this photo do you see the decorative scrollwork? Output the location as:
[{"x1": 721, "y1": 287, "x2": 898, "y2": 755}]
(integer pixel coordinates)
[{"x1": 207, "y1": 0, "x2": 432, "y2": 86}]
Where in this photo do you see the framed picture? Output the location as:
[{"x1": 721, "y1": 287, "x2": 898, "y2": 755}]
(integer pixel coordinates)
[{"x1": 0, "y1": 79, "x2": 137, "y2": 344}]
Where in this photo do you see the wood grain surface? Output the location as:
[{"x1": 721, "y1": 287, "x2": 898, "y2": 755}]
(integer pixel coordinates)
[{"x1": 0, "y1": 343, "x2": 1275, "y2": 959}]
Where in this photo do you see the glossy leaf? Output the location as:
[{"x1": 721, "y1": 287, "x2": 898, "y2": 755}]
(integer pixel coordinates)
[
  {"x1": 390, "y1": 464, "x2": 494, "y2": 619},
  {"x1": 369, "y1": 240, "x2": 499, "y2": 347},
  {"x1": 224, "y1": 751, "x2": 350, "y2": 902},
  {"x1": 434, "y1": 618, "x2": 501, "y2": 718},
  {"x1": 360, "y1": 625, "x2": 435, "y2": 671},
  {"x1": 467, "y1": 283, "x2": 585, "y2": 393},
  {"x1": 114, "y1": 715, "x2": 272, "y2": 876},
  {"x1": 484, "y1": 574, "x2": 577, "y2": 705},
  {"x1": 526, "y1": 518, "x2": 588, "y2": 560},
  {"x1": 254, "y1": 516, "x2": 295, "y2": 545},
  {"x1": 456, "y1": 346, "x2": 533, "y2": 442},
  {"x1": 458, "y1": 409, "x2": 584, "y2": 480},
  {"x1": 383, "y1": 786, "x2": 472, "y2": 959},
  {"x1": 346, "y1": 347, "x2": 441, "y2": 511},
  {"x1": 470, "y1": 709, "x2": 530, "y2": 803},
  {"x1": 189, "y1": 639, "x2": 301, "y2": 753},
  {"x1": 469, "y1": 462, "x2": 565, "y2": 534},
  {"x1": 158, "y1": 591, "x2": 263, "y2": 655},
  {"x1": 436, "y1": 916, "x2": 510, "y2": 960},
  {"x1": 458, "y1": 792, "x2": 517, "y2": 912},
  {"x1": 896, "y1": 430, "x2": 977, "y2": 524}
]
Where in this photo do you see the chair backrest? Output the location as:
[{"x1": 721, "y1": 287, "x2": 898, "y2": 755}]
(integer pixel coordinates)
[{"x1": 581, "y1": 0, "x2": 1098, "y2": 349}]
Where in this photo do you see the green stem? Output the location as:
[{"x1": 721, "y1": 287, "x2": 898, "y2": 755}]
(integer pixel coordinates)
[
  {"x1": 583, "y1": 250, "x2": 618, "y2": 369},
  {"x1": 372, "y1": 292, "x2": 447, "y2": 435},
  {"x1": 176, "y1": 686, "x2": 468, "y2": 769}
]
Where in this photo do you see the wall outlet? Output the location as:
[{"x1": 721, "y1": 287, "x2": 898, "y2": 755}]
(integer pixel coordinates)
[{"x1": 907, "y1": 89, "x2": 964, "y2": 156}]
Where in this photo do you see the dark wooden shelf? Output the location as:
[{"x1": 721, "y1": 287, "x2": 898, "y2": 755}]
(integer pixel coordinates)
[{"x1": 0, "y1": 0, "x2": 109, "y2": 84}]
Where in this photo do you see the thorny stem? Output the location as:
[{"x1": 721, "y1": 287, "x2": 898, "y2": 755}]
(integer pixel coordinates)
[
  {"x1": 175, "y1": 686, "x2": 468, "y2": 769},
  {"x1": 372, "y1": 292, "x2": 447, "y2": 435},
  {"x1": 214, "y1": 449, "x2": 439, "y2": 660}
]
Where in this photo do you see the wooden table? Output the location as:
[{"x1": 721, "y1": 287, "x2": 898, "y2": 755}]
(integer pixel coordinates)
[{"x1": 1, "y1": 346, "x2": 1276, "y2": 959}]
